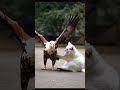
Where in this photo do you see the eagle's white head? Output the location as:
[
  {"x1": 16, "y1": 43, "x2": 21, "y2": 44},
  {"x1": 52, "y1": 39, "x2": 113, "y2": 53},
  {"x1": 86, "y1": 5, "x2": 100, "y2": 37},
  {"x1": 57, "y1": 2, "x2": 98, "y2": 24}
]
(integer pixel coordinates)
[{"x1": 45, "y1": 41, "x2": 56, "y2": 54}]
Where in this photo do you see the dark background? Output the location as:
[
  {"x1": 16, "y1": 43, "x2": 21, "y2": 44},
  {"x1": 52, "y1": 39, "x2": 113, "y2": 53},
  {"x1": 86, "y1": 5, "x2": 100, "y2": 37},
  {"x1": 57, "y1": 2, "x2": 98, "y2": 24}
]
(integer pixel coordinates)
[
  {"x1": 86, "y1": 0, "x2": 120, "y2": 46},
  {"x1": 0, "y1": 0, "x2": 34, "y2": 37},
  {"x1": 0, "y1": 0, "x2": 34, "y2": 90},
  {"x1": 86, "y1": 0, "x2": 120, "y2": 89}
]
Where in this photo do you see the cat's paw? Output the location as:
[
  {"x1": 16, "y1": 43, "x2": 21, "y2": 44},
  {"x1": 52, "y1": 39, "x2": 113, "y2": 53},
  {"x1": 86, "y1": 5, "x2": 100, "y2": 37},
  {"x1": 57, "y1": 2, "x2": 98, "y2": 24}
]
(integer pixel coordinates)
[
  {"x1": 56, "y1": 55, "x2": 60, "y2": 60},
  {"x1": 82, "y1": 69, "x2": 85, "y2": 72}
]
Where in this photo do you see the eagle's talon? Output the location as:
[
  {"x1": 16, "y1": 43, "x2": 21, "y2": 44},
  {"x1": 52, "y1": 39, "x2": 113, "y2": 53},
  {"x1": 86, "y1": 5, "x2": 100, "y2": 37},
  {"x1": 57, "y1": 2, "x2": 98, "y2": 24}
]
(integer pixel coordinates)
[
  {"x1": 42, "y1": 68, "x2": 46, "y2": 70},
  {"x1": 42, "y1": 65, "x2": 46, "y2": 70},
  {"x1": 51, "y1": 69, "x2": 56, "y2": 71},
  {"x1": 52, "y1": 66, "x2": 56, "y2": 71}
]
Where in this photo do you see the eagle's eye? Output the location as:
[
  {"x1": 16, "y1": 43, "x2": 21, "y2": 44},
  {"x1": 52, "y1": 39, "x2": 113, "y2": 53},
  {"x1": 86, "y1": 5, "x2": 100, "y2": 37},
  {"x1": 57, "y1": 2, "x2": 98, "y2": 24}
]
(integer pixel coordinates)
[
  {"x1": 55, "y1": 45, "x2": 57, "y2": 49},
  {"x1": 65, "y1": 29, "x2": 68, "y2": 32}
]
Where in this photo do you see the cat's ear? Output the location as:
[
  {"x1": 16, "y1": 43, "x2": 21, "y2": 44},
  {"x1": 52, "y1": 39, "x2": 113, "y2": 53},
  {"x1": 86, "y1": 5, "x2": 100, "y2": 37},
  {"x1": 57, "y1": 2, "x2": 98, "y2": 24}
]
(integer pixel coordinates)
[{"x1": 68, "y1": 42, "x2": 72, "y2": 45}]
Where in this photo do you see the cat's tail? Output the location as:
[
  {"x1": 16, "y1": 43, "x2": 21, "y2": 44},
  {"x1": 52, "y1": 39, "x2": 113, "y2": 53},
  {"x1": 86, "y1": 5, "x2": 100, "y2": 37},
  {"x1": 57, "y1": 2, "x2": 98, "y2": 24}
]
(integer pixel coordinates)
[{"x1": 57, "y1": 65, "x2": 72, "y2": 71}]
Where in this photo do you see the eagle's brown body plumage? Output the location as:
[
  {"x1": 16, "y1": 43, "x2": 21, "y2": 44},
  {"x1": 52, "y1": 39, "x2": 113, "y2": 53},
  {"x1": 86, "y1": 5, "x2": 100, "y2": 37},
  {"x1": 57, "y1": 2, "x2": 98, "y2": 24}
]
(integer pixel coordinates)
[{"x1": 44, "y1": 50, "x2": 59, "y2": 70}]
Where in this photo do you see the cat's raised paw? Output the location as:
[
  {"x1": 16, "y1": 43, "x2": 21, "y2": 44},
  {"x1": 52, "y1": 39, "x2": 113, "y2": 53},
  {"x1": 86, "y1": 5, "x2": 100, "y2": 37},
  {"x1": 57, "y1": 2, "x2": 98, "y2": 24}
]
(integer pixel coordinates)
[{"x1": 82, "y1": 69, "x2": 85, "y2": 72}]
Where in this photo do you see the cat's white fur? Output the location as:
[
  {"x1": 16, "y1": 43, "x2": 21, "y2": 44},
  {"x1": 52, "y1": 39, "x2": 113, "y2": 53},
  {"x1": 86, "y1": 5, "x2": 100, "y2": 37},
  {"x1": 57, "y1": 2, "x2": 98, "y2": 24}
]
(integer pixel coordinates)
[
  {"x1": 58, "y1": 42, "x2": 85, "y2": 72},
  {"x1": 85, "y1": 41, "x2": 119, "y2": 90}
]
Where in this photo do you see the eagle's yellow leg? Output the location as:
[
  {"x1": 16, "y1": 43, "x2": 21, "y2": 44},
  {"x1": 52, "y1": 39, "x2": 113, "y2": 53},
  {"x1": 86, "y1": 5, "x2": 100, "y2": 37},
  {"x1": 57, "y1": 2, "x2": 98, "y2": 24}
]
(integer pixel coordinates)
[
  {"x1": 52, "y1": 65, "x2": 56, "y2": 71},
  {"x1": 44, "y1": 65, "x2": 46, "y2": 70}
]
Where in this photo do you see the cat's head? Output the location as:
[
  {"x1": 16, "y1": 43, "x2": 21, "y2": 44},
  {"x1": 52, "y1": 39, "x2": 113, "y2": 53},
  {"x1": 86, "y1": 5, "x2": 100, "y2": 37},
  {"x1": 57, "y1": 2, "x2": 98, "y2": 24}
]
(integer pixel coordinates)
[
  {"x1": 65, "y1": 42, "x2": 75, "y2": 55},
  {"x1": 85, "y1": 41, "x2": 96, "y2": 70}
]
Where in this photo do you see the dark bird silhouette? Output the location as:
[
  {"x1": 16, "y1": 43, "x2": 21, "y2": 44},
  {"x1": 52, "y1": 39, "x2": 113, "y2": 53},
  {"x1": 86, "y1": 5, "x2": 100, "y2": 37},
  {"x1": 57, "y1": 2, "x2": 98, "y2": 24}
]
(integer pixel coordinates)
[{"x1": 0, "y1": 10, "x2": 34, "y2": 90}]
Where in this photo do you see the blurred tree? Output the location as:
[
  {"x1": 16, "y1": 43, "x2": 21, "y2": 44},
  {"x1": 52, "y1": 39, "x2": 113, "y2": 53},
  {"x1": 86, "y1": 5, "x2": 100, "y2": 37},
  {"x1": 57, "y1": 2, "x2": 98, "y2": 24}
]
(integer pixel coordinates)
[{"x1": 35, "y1": 2, "x2": 85, "y2": 36}]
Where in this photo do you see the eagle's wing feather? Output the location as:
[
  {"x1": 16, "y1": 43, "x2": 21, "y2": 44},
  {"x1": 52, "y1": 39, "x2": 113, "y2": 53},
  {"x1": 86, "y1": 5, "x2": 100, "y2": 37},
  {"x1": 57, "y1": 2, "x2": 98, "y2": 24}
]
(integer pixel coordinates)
[
  {"x1": 55, "y1": 14, "x2": 80, "y2": 46},
  {"x1": 0, "y1": 10, "x2": 30, "y2": 41},
  {"x1": 35, "y1": 30, "x2": 48, "y2": 46}
]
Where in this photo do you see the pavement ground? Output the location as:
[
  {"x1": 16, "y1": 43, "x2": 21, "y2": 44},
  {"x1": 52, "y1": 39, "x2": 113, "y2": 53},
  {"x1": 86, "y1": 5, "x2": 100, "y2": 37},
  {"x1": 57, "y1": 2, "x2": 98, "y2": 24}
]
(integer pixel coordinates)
[{"x1": 35, "y1": 46, "x2": 85, "y2": 88}]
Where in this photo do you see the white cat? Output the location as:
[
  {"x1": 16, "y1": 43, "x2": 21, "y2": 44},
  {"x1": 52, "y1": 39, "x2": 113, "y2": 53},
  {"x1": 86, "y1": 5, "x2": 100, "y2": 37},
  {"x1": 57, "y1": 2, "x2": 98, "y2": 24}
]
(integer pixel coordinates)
[
  {"x1": 85, "y1": 41, "x2": 119, "y2": 90},
  {"x1": 57, "y1": 42, "x2": 85, "y2": 72}
]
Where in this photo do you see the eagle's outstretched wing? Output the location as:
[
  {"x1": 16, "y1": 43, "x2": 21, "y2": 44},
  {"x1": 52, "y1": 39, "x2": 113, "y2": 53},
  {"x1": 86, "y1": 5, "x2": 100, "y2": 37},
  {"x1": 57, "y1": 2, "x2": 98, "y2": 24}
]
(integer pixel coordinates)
[
  {"x1": 55, "y1": 14, "x2": 80, "y2": 46},
  {"x1": 35, "y1": 30, "x2": 48, "y2": 46},
  {"x1": 0, "y1": 10, "x2": 30, "y2": 41},
  {"x1": 0, "y1": 10, "x2": 34, "y2": 90}
]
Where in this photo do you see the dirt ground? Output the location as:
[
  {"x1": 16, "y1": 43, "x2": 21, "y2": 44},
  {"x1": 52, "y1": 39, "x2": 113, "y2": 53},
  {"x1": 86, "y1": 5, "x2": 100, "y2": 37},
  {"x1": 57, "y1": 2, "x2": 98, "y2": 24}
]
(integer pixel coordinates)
[{"x1": 35, "y1": 45, "x2": 85, "y2": 88}]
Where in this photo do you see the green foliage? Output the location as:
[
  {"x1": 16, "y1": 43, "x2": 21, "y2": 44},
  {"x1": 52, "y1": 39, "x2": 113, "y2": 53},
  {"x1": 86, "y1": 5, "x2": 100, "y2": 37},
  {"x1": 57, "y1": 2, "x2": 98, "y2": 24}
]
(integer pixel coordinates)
[{"x1": 35, "y1": 2, "x2": 85, "y2": 36}]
